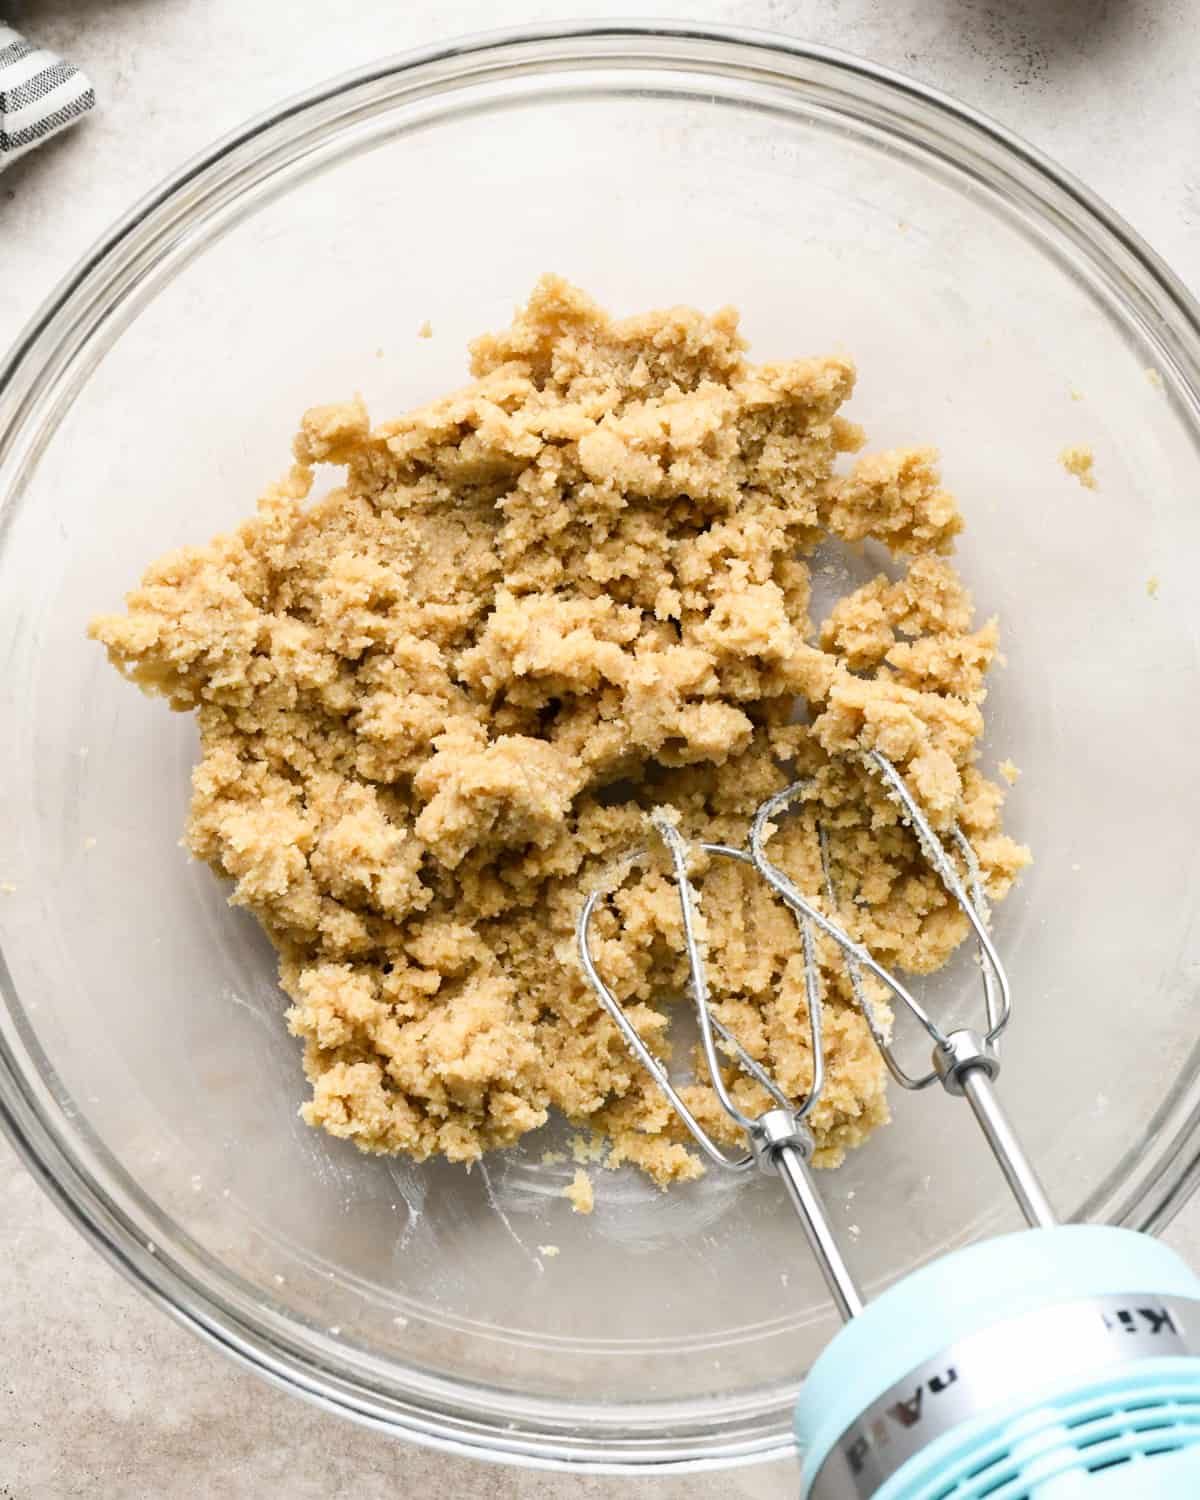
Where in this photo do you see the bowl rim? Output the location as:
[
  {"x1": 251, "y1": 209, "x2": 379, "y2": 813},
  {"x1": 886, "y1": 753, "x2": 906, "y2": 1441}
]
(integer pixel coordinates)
[{"x1": 2, "y1": 18, "x2": 1200, "y2": 1475}]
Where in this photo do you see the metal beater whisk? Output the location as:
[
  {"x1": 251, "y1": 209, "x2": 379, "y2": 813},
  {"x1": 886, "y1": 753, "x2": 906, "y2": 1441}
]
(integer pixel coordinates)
[
  {"x1": 580, "y1": 754, "x2": 1200, "y2": 1497},
  {"x1": 577, "y1": 748, "x2": 1055, "y2": 1324}
]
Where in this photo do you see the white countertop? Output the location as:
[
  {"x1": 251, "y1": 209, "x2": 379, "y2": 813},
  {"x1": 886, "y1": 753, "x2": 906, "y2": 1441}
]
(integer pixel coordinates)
[{"x1": 2, "y1": 1, "x2": 1198, "y2": 1494}]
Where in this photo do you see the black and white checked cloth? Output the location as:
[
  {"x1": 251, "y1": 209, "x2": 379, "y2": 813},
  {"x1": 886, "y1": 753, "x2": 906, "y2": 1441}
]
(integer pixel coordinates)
[{"x1": 0, "y1": 20, "x2": 94, "y2": 170}]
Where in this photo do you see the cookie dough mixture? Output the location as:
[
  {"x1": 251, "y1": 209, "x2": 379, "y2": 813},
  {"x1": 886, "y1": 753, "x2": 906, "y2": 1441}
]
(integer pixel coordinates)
[{"x1": 90, "y1": 277, "x2": 1029, "y2": 1185}]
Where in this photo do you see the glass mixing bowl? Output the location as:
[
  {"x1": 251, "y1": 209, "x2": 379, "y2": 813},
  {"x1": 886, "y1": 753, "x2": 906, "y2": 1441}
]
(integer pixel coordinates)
[{"x1": 3, "y1": 21, "x2": 1200, "y2": 1474}]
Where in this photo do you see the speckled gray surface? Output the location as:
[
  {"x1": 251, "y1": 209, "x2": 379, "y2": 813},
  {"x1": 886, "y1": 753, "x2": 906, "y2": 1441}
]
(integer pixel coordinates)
[{"x1": 1, "y1": 1, "x2": 1198, "y2": 1494}]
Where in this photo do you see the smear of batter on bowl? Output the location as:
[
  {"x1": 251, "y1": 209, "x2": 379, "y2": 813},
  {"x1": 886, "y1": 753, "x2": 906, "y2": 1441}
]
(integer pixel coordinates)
[
  {"x1": 565, "y1": 1169, "x2": 594, "y2": 1215},
  {"x1": 89, "y1": 276, "x2": 1029, "y2": 1187}
]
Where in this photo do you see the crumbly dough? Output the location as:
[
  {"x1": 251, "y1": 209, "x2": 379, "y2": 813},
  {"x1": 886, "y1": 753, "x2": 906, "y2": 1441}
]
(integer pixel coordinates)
[
  {"x1": 90, "y1": 276, "x2": 1029, "y2": 1186},
  {"x1": 1059, "y1": 443, "x2": 1097, "y2": 489}
]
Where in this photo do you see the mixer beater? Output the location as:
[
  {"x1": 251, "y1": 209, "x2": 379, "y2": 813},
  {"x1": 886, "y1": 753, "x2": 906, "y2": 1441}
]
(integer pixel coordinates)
[{"x1": 578, "y1": 751, "x2": 1200, "y2": 1498}]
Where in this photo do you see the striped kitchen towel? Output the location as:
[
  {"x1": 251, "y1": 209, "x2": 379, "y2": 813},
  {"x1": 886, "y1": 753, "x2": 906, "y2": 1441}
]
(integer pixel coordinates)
[{"x1": 0, "y1": 20, "x2": 94, "y2": 171}]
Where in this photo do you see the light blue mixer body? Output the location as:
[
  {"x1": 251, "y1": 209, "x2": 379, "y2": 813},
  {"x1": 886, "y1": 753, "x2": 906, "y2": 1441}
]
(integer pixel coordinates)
[{"x1": 794, "y1": 1226, "x2": 1200, "y2": 1498}]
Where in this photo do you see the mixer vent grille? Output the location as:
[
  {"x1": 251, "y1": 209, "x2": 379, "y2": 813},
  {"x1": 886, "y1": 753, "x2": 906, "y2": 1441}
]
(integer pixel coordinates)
[{"x1": 918, "y1": 1374, "x2": 1200, "y2": 1499}]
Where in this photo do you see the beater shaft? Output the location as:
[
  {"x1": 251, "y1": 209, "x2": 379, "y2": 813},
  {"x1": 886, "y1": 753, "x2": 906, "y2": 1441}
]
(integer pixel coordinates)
[
  {"x1": 960, "y1": 1066, "x2": 1056, "y2": 1229},
  {"x1": 773, "y1": 1142, "x2": 865, "y2": 1320}
]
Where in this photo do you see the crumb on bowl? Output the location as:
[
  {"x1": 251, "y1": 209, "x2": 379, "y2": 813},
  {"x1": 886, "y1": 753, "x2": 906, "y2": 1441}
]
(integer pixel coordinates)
[
  {"x1": 1058, "y1": 443, "x2": 1097, "y2": 490},
  {"x1": 565, "y1": 1168, "x2": 594, "y2": 1215}
]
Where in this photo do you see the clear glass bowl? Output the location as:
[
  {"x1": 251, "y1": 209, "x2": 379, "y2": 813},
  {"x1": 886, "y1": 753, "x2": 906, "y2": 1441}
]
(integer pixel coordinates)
[{"x1": 3, "y1": 22, "x2": 1200, "y2": 1474}]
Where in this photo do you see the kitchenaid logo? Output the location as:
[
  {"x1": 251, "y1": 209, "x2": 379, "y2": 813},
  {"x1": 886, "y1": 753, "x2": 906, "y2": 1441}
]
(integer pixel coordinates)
[
  {"x1": 843, "y1": 1367, "x2": 959, "y2": 1476},
  {"x1": 1101, "y1": 1305, "x2": 1178, "y2": 1336},
  {"x1": 841, "y1": 1302, "x2": 1182, "y2": 1479}
]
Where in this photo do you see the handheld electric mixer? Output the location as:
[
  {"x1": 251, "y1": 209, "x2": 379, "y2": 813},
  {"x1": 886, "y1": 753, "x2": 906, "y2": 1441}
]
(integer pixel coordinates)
[{"x1": 578, "y1": 751, "x2": 1200, "y2": 1497}]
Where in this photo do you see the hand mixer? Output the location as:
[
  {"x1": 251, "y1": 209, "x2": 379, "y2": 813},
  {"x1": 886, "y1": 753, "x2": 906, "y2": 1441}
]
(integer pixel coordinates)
[{"x1": 578, "y1": 750, "x2": 1200, "y2": 1498}]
